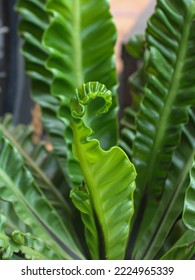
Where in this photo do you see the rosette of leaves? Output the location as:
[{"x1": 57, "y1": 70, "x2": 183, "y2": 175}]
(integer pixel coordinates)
[{"x1": 0, "y1": 0, "x2": 194, "y2": 260}]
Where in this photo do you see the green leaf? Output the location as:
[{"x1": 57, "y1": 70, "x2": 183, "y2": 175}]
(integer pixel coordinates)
[
  {"x1": 183, "y1": 157, "x2": 195, "y2": 231},
  {"x1": 132, "y1": 0, "x2": 195, "y2": 245},
  {"x1": 0, "y1": 215, "x2": 61, "y2": 260},
  {"x1": 0, "y1": 132, "x2": 84, "y2": 260},
  {"x1": 0, "y1": 214, "x2": 12, "y2": 259},
  {"x1": 11, "y1": 230, "x2": 61, "y2": 260},
  {"x1": 16, "y1": 0, "x2": 69, "y2": 182},
  {"x1": 0, "y1": 115, "x2": 74, "y2": 237},
  {"x1": 132, "y1": 108, "x2": 195, "y2": 259},
  {"x1": 156, "y1": 219, "x2": 187, "y2": 258},
  {"x1": 70, "y1": 82, "x2": 136, "y2": 260},
  {"x1": 43, "y1": 0, "x2": 118, "y2": 186},
  {"x1": 0, "y1": 200, "x2": 29, "y2": 234},
  {"x1": 0, "y1": 114, "x2": 71, "y2": 215},
  {"x1": 161, "y1": 230, "x2": 195, "y2": 260}
]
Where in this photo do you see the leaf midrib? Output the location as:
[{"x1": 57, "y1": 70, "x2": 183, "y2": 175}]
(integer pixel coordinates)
[
  {"x1": 72, "y1": 121, "x2": 108, "y2": 255},
  {"x1": 143, "y1": 7, "x2": 193, "y2": 188},
  {"x1": 133, "y1": 109, "x2": 195, "y2": 259}
]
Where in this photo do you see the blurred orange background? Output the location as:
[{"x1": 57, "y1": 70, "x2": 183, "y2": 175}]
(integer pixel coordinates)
[{"x1": 110, "y1": 0, "x2": 155, "y2": 72}]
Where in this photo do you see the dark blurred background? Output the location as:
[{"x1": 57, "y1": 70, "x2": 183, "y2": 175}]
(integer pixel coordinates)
[{"x1": 0, "y1": 0, "x2": 33, "y2": 124}]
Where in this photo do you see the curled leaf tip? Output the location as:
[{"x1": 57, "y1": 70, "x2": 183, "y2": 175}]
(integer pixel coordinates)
[{"x1": 70, "y1": 82, "x2": 112, "y2": 118}]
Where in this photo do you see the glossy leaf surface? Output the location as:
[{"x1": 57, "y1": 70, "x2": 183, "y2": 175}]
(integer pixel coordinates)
[
  {"x1": 132, "y1": 0, "x2": 195, "y2": 245},
  {"x1": 43, "y1": 0, "x2": 118, "y2": 186},
  {"x1": 16, "y1": 0, "x2": 69, "y2": 182},
  {"x1": 133, "y1": 108, "x2": 195, "y2": 259},
  {"x1": 70, "y1": 82, "x2": 136, "y2": 259}
]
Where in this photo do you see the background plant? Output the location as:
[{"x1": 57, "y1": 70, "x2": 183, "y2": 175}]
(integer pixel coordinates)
[{"x1": 0, "y1": 0, "x2": 195, "y2": 260}]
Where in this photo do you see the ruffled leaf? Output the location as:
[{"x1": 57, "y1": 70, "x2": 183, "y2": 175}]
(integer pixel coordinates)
[
  {"x1": 70, "y1": 82, "x2": 136, "y2": 260},
  {"x1": 16, "y1": 0, "x2": 69, "y2": 182},
  {"x1": 132, "y1": 108, "x2": 195, "y2": 259},
  {"x1": 132, "y1": 0, "x2": 195, "y2": 245}
]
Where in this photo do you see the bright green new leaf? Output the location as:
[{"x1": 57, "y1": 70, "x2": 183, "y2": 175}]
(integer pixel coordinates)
[{"x1": 69, "y1": 82, "x2": 136, "y2": 260}]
